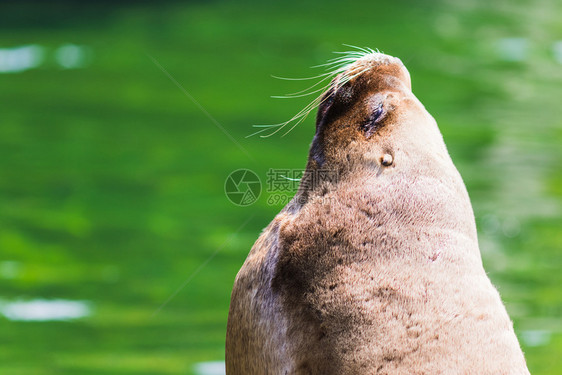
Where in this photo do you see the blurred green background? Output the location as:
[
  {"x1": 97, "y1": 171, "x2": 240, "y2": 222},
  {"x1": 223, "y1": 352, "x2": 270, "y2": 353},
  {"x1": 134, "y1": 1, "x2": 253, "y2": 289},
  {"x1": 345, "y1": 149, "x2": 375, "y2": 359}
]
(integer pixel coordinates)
[{"x1": 1, "y1": 0, "x2": 561, "y2": 374}]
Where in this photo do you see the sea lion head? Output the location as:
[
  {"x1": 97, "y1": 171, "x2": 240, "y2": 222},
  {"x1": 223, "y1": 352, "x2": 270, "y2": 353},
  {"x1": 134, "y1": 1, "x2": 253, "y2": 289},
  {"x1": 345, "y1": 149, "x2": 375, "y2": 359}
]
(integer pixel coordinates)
[{"x1": 307, "y1": 52, "x2": 451, "y2": 183}]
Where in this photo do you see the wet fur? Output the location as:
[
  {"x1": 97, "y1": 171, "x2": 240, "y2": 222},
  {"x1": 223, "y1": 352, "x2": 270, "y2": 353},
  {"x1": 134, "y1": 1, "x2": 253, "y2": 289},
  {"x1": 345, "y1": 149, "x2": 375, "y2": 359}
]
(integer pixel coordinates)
[{"x1": 226, "y1": 53, "x2": 529, "y2": 374}]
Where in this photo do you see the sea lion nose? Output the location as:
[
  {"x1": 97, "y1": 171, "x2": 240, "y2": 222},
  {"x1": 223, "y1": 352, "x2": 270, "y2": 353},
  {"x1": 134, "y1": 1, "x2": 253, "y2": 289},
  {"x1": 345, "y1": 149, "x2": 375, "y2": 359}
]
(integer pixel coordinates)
[
  {"x1": 376, "y1": 54, "x2": 411, "y2": 90},
  {"x1": 353, "y1": 53, "x2": 412, "y2": 90}
]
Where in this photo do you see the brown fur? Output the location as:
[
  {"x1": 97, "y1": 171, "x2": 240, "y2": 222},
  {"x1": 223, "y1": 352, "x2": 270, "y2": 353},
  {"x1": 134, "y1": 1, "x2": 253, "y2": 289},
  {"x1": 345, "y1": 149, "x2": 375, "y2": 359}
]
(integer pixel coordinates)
[{"x1": 226, "y1": 53, "x2": 529, "y2": 374}]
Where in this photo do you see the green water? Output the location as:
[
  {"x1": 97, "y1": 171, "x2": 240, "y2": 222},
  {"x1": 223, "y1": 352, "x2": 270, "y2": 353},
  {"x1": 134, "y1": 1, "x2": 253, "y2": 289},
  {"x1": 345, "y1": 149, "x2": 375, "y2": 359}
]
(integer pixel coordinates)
[{"x1": 0, "y1": 0, "x2": 561, "y2": 373}]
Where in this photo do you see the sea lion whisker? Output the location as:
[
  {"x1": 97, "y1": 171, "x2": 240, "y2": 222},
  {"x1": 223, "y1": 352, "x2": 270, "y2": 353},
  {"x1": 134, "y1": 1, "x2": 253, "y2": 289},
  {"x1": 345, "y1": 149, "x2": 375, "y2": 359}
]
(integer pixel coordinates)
[
  {"x1": 280, "y1": 106, "x2": 319, "y2": 137},
  {"x1": 250, "y1": 95, "x2": 324, "y2": 138},
  {"x1": 270, "y1": 94, "x2": 327, "y2": 138},
  {"x1": 246, "y1": 128, "x2": 274, "y2": 138},
  {"x1": 328, "y1": 52, "x2": 370, "y2": 61},
  {"x1": 280, "y1": 93, "x2": 337, "y2": 137},
  {"x1": 272, "y1": 65, "x2": 351, "y2": 100},
  {"x1": 341, "y1": 44, "x2": 381, "y2": 55},
  {"x1": 275, "y1": 97, "x2": 325, "y2": 137},
  {"x1": 325, "y1": 52, "x2": 367, "y2": 60},
  {"x1": 341, "y1": 43, "x2": 370, "y2": 52},
  {"x1": 272, "y1": 75, "x2": 334, "y2": 98},
  {"x1": 249, "y1": 91, "x2": 325, "y2": 137},
  {"x1": 331, "y1": 50, "x2": 366, "y2": 56},
  {"x1": 251, "y1": 124, "x2": 285, "y2": 128},
  {"x1": 312, "y1": 56, "x2": 360, "y2": 67},
  {"x1": 271, "y1": 72, "x2": 334, "y2": 81},
  {"x1": 312, "y1": 58, "x2": 358, "y2": 70},
  {"x1": 317, "y1": 55, "x2": 360, "y2": 63},
  {"x1": 245, "y1": 123, "x2": 285, "y2": 138},
  {"x1": 272, "y1": 85, "x2": 333, "y2": 99}
]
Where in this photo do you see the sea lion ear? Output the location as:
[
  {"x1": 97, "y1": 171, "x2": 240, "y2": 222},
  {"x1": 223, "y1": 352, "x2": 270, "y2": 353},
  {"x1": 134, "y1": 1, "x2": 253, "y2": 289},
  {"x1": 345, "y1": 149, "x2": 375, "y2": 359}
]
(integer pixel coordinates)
[{"x1": 315, "y1": 88, "x2": 335, "y2": 132}]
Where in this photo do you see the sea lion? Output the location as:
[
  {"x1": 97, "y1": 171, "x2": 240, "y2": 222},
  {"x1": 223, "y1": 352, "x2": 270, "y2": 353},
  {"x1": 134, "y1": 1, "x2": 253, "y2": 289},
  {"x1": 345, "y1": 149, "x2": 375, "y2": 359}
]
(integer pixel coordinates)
[{"x1": 226, "y1": 50, "x2": 529, "y2": 374}]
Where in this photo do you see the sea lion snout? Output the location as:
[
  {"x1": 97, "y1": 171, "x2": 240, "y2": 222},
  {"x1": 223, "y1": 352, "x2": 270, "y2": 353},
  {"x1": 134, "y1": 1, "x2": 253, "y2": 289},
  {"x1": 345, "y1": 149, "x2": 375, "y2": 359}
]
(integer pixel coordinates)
[{"x1": 345, "y1": 52, "x2": 412, "y2": 91}]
